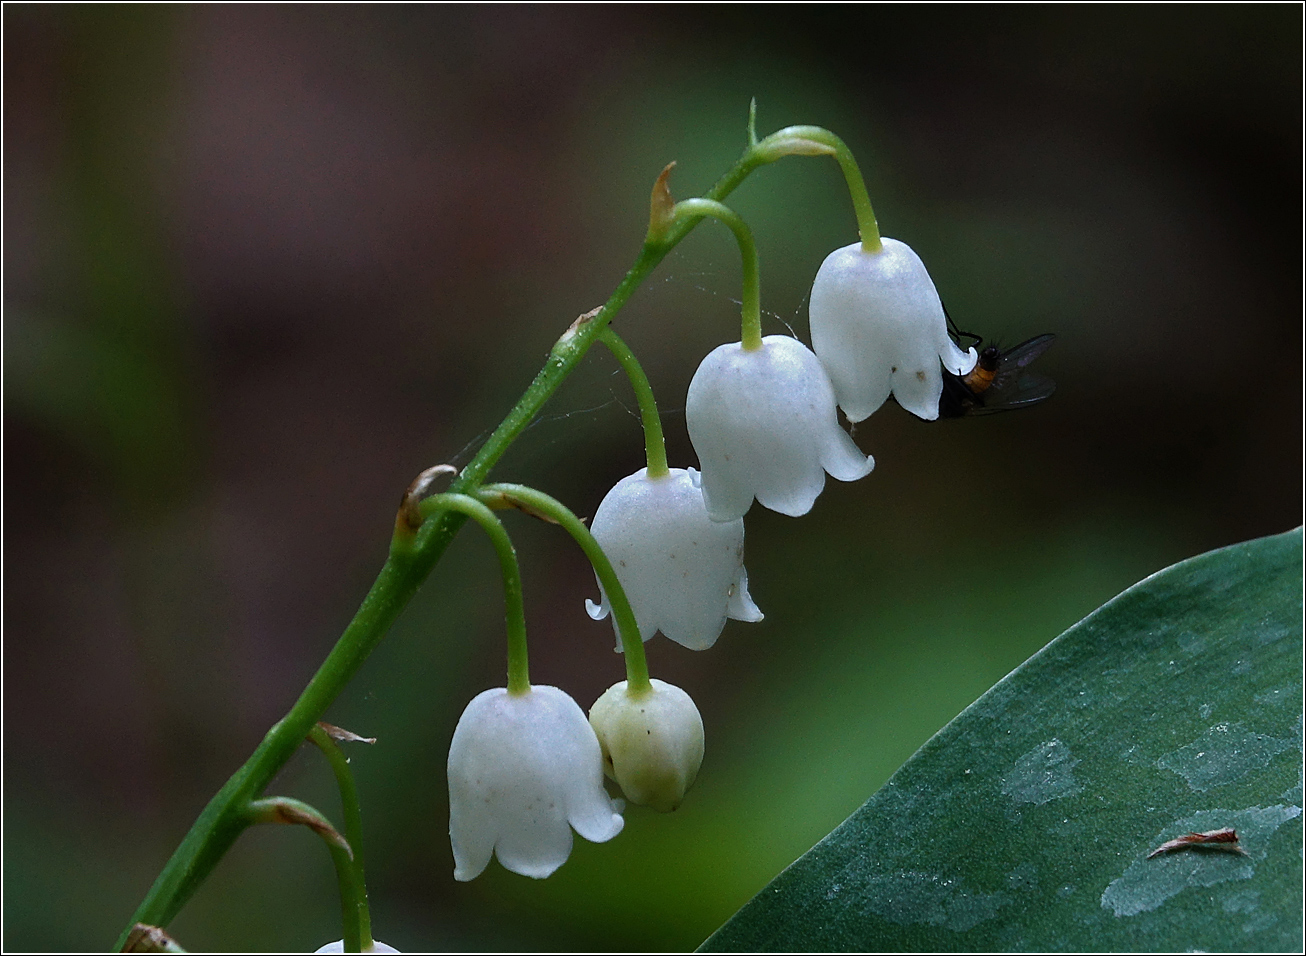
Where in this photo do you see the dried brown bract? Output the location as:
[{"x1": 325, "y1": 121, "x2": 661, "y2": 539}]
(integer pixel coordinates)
[{"x1": 1147, "y1": 827, "x2": 1249, "y2": 859}]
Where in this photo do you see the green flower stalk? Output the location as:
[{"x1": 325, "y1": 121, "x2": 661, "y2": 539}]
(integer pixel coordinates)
[
  {"x1": 309, "y1": 723, "x2": 376, "y2": 954},
  {"x1": 115, "y1": 107, "x2": 876, "y2": 949},
  {"x1": 477, "y1": 483, "x2": 652, "y2": 692}
]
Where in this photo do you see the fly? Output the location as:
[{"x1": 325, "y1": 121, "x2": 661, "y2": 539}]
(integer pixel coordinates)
[{"x1": 939, "y1": 305, "x2": 1057, "y2": 418}]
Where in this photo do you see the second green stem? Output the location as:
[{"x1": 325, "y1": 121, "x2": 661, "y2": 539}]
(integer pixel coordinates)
[
  {"x1": 598, "y1": 329, "x2": 668, "y2": 478},
  {"x1": 309, "y1": 726, "x2": 372, "y2": 953},
  {"x1": 478, "y1": 483, "x2": 652, "y2": 693},
  {"x1": 671, "y1": 198, "x2": 764, "y2": 351}
]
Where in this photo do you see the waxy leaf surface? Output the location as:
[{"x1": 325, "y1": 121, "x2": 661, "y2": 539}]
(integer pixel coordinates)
[{"x1": 704, "y1": 528, "x2": 1303, "y2": 952}]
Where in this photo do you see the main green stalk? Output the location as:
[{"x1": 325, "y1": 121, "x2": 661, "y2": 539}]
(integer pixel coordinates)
[{"x1": 114, "y1": 118, "x2": 868, "y2": 950}]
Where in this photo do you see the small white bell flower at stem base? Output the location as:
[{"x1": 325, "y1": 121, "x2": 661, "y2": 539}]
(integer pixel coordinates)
[
  {"x1": 589, "y1": 679, "x2": 704, "y2": 813},
  {"x1": 447, "y1": 685, "x2": 624, "y2": 881},
  {"x1": 686, "y1": 334, "x2": 874, "y2": 522},
  {"x1": 586, "y1": 466, "x2": 762, "y2": 651},
  {"x1": 809, "y1": 237, "x2": 977, "y2": 422},
  {"x1": 315, "y1": 939, "x2": 400, "y2": 953}
]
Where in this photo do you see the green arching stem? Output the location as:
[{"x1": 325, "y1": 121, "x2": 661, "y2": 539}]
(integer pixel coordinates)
[
  {"x1": 597, "y1": 329, "x2": 668, "y2": 478},
  {"x1": 477, "y1": 483, "x2": 653, "y2": 694},
  {"x1": 672, "y1": 198, "x2": 764, "y2": 351},
  {"x1": 114, "y1": 118, "x2": 856, "y2": 950},
  {"x1": 417, "y1": 494, "x2": 531, "y2": 695},
  {"x1": 760, "y1": 125, "x2": 882, "y2": 252},
  {"x1": 309, "y1": 726, "x2": 373, "y2": 953},
  {"x1": 246, "y1": 796, "x2": 357, "y2": 948}
]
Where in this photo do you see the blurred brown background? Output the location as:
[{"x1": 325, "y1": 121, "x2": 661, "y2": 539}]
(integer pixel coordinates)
[{"x1": 4, "y1": 5, "x2": 1300, "y2": 952}]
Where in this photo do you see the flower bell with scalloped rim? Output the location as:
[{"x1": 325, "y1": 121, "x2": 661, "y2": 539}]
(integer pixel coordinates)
[
  {"x1": 686, "y1": 334, "x2": 874, "y2": 522},
  {"x1": 586, "y1": 466, "x2": 762, "y2": 651},
  {"x1": 447, "y1": 685, "x2": 624, "y2": 881},
  {"x1": 809, "y1": 238, "x2": 977, "y2": 422}
]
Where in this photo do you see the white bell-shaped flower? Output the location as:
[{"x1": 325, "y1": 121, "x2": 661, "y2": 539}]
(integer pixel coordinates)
[
  {"x1": 585, "y1": 467, "x2": 762, "y2": 651},
  {"x1": 447, "y1": 685, "x2": 624, "y2": 881},
  {"x1": 315, "y1": 940, "x2": 400, "y2": 953},
  {"x1": 809, "y1": 238, "x2": 977, "y2": 422},
  {"x1": 686, "y1": 334, "x2": 874, "y2": 522},
  {"x1": 589, "y1": 679, "x2": 704, "y2": 813}
]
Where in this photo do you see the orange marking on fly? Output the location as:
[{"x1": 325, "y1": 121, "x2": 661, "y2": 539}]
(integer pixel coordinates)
[
  {"x1": 960, "y1": 347, "x2": 1000, "y2": 393},
  {"x1": 1146, "y1": 827, "x2": 1248, "y2": 859}
]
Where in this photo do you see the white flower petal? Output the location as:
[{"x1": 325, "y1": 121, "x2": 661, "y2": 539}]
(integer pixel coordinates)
[
  {"x1": 810, "y1": 238, "x2": 977, "y2": 422},
  {"x1": 821, "y1": 425, "x2": 879, "y2": 482},
  {"x1": 315, "y1": 940, "x2": 400, "y2": 953},
  {"x1": 727, "y1": 566, "x2": 763, "y2": 623},
  {"x1": 686, "y1": 335, "x2": 873, "y2": 521},
  {"x1": 448, "y1": 686, "x2": 623, "y2": 882},
  {"x1": 584, "y1": 595, "x2": 609, "y2": 623},
  {"x1": 493, "y1": 814, "x2": 574, "y2": 880},
  {"x1": 589, "y1": 468, "x2": 761, "y2": 651}
]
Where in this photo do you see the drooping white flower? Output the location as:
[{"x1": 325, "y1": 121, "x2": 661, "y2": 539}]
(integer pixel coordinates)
[
  {"x1": 589, "y1": 679, "x2": 704, "y2": 813},
  {"x1": 585, "y1": 467, "x2": 762, "y2": 651},
  {"x1": 809, "y1": 238, "x2": 977, "y2": 422},
  {"x1": 685, "y1": 334, "x2": 874, "y2": 522},
  {"x1": 315, "y1": 940, "x2": 400, "y2": 953},
  {"x1": 447, "y1": 685, "x2": 624, "y2": 881}
]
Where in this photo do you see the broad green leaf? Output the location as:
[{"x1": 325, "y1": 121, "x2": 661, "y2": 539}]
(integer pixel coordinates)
[{"x1": 703, "y1": 528, "x2": 1303, "y2": 952}]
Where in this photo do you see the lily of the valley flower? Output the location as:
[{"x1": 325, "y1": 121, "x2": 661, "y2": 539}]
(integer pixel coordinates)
[
  {"x1": 586, "y1": 467, "x2": 762, "y2": 651},
  {"x1": 447, "y1": 685, "x2": 624, "y2": 881},
  {"x1": 809, "y1": 238, "x2": 977, "y2": 422},
  {"x1": 589, "y1": 679, "x2": 704, "y2": 813},
  {"x1": 686, "y1": 335, "x2": 874, "y2": 522}
]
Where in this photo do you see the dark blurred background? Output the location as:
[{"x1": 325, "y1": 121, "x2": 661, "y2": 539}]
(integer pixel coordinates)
[{"x1": 4, "y1": 5, "x2": 1301, "y2": 952}]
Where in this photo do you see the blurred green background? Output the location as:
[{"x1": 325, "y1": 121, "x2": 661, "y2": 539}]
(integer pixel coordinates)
[{"x1": 4, "y1": 5, "x2": 1300, "y2": 952}]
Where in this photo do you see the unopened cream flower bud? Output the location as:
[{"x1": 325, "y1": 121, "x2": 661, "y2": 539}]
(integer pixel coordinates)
[{"x1": 589, "y1": 679, "x2": 704, "y2": 813}]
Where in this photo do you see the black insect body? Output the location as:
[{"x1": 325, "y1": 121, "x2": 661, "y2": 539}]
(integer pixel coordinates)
[{"x1": 938, "y1": 330, "x2": 1057, "y2": 418}]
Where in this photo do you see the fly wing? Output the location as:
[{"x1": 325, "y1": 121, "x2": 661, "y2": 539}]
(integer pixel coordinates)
[
  {"x1": 1007, "y1": 333, "x2": 1057, "y2": 369},
  {"x1": 998, "y1": 372, "x2": 1056, "y2": 408},
  {"x1": 982, "y1": 336, "x2": 1055, "y2": 397},
  {"x1": 972, "y1": 334, "x2": 1057, "y2": 414}
]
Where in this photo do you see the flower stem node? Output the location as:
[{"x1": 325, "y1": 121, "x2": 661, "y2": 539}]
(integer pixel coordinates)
[
  {"x1": 809, "y1": 238, "x2": 978, "y2": 422},
  {"x1": 686, "y1": 335, "x2": 874, "y2": 522},
  {"x1": 586, "y1": 467, "x2": 762, "y2": 651},
  {"x1": 589, "y1": 679, "x2": 704, "y2": 813},
  {"x1": 447, "y1": 685, "x2": 624, "y2": 881}
]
